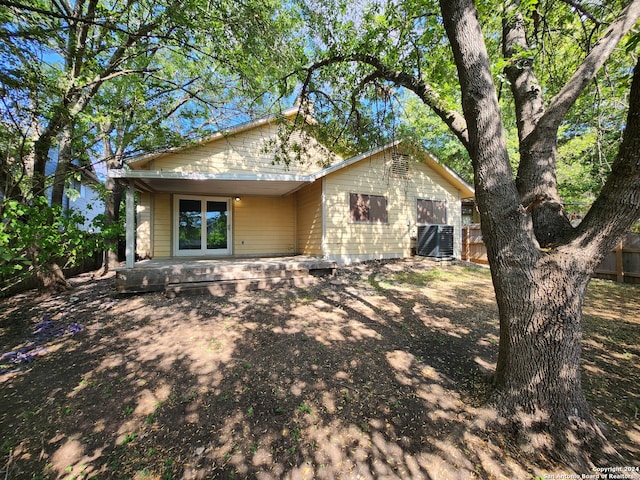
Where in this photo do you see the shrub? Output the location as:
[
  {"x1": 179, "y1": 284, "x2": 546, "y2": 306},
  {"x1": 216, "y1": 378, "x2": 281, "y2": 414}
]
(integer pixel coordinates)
[{"x1": 0, "y1": 196, "x2": 103, "y2": 293}]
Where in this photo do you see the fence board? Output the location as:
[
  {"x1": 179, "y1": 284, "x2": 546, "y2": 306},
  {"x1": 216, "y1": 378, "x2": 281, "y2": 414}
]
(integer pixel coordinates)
[
  {"x1": 593, "y1": 233, "x2": 640, "y2": 284},
  {"x1": 461, "y1": 226, "x2": 640, "y2": 284},
  {"x1": 462, "y1": 224, "x2": 488, "y2": 265}
]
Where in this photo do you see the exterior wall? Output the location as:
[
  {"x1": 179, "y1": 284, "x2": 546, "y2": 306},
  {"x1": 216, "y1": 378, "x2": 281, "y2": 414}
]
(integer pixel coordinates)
[
  {"x1": 45, "y1": 159, "x2": 104, "y2": 231},
  {"x1": 323, "y1": 151, "x2": 462, "y2": 264},
  {"x1": 144, "y1": 192, "x2": 297, "y2": 258},
  {"x1": 134, "y1": 134, "x2": 468, "y2": 262},
  {"x1": 147, "y1": 123, "x2": 337, "y2": 177},
  {"x1": 152, "y1": 193, "x2": 171, "y2": 258},
  {"x1": 295, "y1": 181, "x2": 323, "y2": 256},
  {"x1": 66, "y1": 182, "x2": 103, "y2": 231},
  {"x1": 233, "y1": 196, "x2": 296, "y2": 256},
  {"x1": 136, "y1": 192, "x2": 152, "y2": 259}
]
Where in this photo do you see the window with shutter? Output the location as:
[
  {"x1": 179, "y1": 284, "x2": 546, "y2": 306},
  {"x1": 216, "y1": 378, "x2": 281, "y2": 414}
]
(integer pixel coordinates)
[
  {"x1": 417, "y1": 199, "x2": 447, "y2": 224},
  {"x1": 350, "y1": 193, "x2": 388, "y2": 223}
]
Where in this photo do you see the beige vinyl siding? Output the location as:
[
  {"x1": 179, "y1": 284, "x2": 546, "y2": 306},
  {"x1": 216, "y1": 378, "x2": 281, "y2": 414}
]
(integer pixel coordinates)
[
  {"x1": 295, "y1": 181, "x2": 323, "y2": 255},
  {"x1": 233, "y1": 196, "x2": 296, "y2": 255},
  {"x1": 323, "y1": 150, "x2": 462, "y2": 263},
  {"x1": 149, "y1": 124, "x2": 337, "y2": 177},
  {"x1": 136, "y1": 192, "x2": 152, "y2": 259},
  {"x1": 153, "y1": 193, "x2": 171, "y2": 258}
]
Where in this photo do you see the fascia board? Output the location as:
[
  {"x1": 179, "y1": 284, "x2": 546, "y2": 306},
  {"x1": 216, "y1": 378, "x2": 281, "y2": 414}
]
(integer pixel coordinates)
[{"x1": 108, "y1": 169, "x2": 312, "y2": 183}]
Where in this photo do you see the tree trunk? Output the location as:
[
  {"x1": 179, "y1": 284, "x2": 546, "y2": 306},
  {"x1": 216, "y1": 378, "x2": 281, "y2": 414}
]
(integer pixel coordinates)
[
  {"x1": 38, "y1": 123, "x2": 74, "y2": 290},
  {"x1": 31, "y1": 108, "x2": 67, "y2": 199},
  {"x1": 28, "y1": 246, "x2": 70, "y2": 293},
  {"x1": 100, "y1": 176, "x2": 124, "y2": 274},
  {"x1": 438, "y1": 0, "x2": 640, "y2": 468},
  {"x1": 50, "y1": 123, "x2": 74, "y2": 207},
  {"x1": 99, "y1": 130, "x2": 125, "y2": 275},
  {"x1": 36, "y1": 263, "x2": 71, "y2": 293},
  {"x1": 491, "y1": 249, "x2": 613, "y2": 467}
]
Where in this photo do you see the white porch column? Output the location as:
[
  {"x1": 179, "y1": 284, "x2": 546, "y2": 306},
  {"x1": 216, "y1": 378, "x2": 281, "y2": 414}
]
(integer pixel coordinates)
[{"x1": 125, "y1": 180, "x2": 135, "y2": 268}]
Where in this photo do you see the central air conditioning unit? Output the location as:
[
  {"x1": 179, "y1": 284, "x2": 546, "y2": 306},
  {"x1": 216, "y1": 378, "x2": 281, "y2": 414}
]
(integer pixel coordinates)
[{"x1": 417, "y1": 225, "x2": 454, "y2": 258}]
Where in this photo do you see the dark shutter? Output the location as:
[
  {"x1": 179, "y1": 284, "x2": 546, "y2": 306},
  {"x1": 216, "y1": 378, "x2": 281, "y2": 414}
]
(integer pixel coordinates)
[
  {"x1": 350, "y1": 193, "x2": 388, "y2": 223},
  {"x1": 417, "y1": 199, "x2": 447, "y2": 224}
]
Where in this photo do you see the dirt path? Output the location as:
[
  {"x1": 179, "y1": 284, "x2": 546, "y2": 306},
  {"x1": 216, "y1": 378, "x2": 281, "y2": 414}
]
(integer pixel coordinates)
[{"x1": 1, "y1": 259, "x2": 638, "y2": 479}]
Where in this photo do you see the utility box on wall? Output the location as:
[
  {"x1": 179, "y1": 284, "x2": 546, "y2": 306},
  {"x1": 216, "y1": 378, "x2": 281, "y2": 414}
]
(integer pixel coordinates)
[{"x1": 417, "y1": 225, "x2": 454, "y2": 258}]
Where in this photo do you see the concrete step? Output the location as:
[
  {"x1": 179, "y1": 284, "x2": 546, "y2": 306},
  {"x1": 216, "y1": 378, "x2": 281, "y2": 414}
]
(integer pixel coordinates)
[
  {"x1": 115, "y1": 257, "x2": 336, "y2": 294},
  {"x1": 117, "y1": 266, "x2": 310, "y2": 293},
  {"x1": 165, "y1": 275, "x2": 318, "y2": 297}
]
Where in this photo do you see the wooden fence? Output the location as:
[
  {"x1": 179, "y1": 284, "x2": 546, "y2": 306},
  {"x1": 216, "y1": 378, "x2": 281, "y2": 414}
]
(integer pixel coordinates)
[
  {"x1": 593, "y1": 232, "x2": 640, "y2": 284},
  {"x1": 461, "y1": 224, "x2": 488, "y2": 265},
  {"x1": 462, "y1": 225, "x2": 640, "y2": 284}
]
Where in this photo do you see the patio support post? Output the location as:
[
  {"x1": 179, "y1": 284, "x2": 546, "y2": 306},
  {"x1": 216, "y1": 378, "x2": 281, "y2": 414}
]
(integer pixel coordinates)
[{"x1": 125, "y1": 180, "x2": 135, "y2": 268}]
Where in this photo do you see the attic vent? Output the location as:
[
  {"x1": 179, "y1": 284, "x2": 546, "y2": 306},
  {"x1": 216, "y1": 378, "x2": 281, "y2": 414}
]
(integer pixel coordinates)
[{"x1": 391, "y1": 151, "x2": 409, "y2": 178}]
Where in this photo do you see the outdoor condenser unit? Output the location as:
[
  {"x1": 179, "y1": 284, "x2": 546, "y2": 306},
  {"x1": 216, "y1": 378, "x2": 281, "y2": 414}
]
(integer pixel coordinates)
[{"x1": 417, "y1": 225, "x2": 454, "y2": 258}]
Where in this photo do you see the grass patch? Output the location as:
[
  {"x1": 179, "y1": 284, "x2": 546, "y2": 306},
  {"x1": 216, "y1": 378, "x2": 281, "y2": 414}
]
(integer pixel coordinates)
[{"x1": 393, "y1": 269, "x2": 449, "y2": 286}]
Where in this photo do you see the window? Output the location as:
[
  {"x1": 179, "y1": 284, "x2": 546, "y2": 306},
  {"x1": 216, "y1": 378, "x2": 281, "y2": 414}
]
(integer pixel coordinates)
[
  {"x1": 462, "y1": 203, "x2": 474, "y2": 225},
  {"x1": 417, "y1": 199, "x2": 447, "y2": 224},
  {"x1": 350, "y1": 193, "x2": 388, "y2": 223}
]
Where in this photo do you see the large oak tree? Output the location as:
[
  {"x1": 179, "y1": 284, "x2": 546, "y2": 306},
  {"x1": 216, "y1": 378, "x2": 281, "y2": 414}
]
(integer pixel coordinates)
[{"x1": 293, "y1": 0, "x2": 640, "y2": 468}]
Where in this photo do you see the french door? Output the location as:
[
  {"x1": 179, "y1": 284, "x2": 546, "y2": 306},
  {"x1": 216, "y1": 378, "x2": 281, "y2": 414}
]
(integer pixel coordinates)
[{"x1": 174, "y1": 195, "x2": 231, "y2": 256}]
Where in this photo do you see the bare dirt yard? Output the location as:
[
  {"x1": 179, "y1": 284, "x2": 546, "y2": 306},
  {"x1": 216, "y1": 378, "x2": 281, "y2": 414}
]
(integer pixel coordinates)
[{"x1": 1, "y1": 258, "x2": 638, "y2": 479}]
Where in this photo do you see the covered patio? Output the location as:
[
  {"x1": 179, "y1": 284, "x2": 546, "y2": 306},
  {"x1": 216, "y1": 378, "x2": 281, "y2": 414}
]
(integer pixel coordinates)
[
  {"x1": 110, "y1": 170, "x2": 317, "y2": 269},
  {"x1": 114, "y1": 256, "x2": 337, "y2": 296}
]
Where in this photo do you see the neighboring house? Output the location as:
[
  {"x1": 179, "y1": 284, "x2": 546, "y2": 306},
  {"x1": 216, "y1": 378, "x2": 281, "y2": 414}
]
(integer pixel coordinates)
[
  {"x1": 45, "y1": 159, "x2": 104, "y2": 232},
  {"x1": 110, "y1": 107, "x2": 474, "y2": 268},
  {"x1": 64, "y1": 165, "x2": 103, "y2": 232}
]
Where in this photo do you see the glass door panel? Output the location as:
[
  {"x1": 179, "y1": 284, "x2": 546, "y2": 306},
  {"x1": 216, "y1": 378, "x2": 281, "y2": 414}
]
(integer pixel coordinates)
[
  {"x1": 206, "y1": 201, "x2": 228, "y2": 250},
  {"x1": 178, "y1": 199, "x2": 202, "y2": 250},
  {"x1": 175, "y1": 196, "x2": 231, "y2": 256}
]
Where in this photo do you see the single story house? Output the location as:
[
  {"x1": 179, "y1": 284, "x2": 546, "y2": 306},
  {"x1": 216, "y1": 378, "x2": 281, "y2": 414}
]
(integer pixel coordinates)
[{"x1": 110, "y1": 106, "x2": 474, "y2": 270}]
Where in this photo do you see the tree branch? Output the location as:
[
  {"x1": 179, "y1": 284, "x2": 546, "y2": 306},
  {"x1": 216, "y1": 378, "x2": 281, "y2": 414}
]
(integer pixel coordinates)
[
  {"x1": 146, "y1": 73, "x2": 219, "y2": 109},
  {"x1": 503, "y1": 4, "x2": 545, "y2": 143},
  {"x1": 573, "y1": 58, "x2": 640, "y2": 260},
  {"x1": 82, "y1": 68, "x2": 159, "y2": 89},
  {"x1": 503, "y1": 0, "x2": 640, "y2": 247},
  {"x1": 558, "y1": 0, "x2": 605, "y2": 25},
  {"x1": 300, "y1": 54, "x2": 469, "y2": 149},
  {"x1": 0, "y1": 0, "x2": 179, "y2": 43},
  {"x1": 540, "y1": 0, "x2": 640, "y2": 134},
  {"x1": 72, "y1": 0, "x2": 99, "y2": 80},
  {"x1": 67, "y1": 19, "x2": 165, "y2": 116}
]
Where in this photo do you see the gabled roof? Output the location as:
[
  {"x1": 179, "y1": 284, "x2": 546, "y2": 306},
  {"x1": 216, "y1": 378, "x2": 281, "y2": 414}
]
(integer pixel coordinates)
[
  {"x1": 111, "y1": 140, "x2": 474, "y2": 198},
  {"x1": 311, "y1": 141, "x2": 475, "y2": 199},
  {"x1": 126, "y1": 106, "x2": 309, "y2": 169},
  {"x1": 111, "y1": 107, "x2": 474, "y2": 199}
]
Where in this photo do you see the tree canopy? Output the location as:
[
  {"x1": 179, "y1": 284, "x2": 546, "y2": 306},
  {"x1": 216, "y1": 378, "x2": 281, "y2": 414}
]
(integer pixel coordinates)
[
  {"x1": 286, "y1": 0, "x2": 638, "y2": 220},
  {"x1": 0, "y1": 0, "x2": 303, "y2": 200},
  {"x1": 0, "y1": 0, "x2": 304, "y2": 287}
]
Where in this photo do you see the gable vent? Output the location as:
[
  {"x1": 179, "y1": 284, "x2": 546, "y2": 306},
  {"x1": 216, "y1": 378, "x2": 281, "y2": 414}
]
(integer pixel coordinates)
[{"x1": 391, "y1": 151, "x2": 409, "y2": 178}]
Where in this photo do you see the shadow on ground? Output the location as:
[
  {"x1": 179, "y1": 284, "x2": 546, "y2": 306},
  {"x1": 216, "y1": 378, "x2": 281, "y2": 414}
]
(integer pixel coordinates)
[{"x1": 0, "y1": 259, "x2": 638, "y2": 479}]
